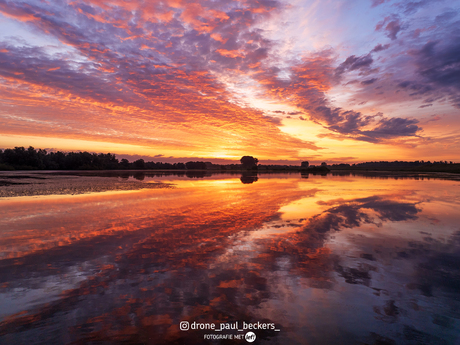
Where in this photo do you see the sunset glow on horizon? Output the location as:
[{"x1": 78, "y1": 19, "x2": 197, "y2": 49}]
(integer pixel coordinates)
[{"x1": 0, "y1": 0, "x2": 459, "y2": 164}]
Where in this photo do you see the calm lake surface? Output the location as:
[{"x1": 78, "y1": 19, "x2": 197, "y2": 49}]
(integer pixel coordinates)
[{"x1": 1, "y1": 172, "x2": 459, "y2": 344}]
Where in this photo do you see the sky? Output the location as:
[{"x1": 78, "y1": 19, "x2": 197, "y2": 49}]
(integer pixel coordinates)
[{"x1": 0, "y1": 0, "x2": 459, "y2": 164}]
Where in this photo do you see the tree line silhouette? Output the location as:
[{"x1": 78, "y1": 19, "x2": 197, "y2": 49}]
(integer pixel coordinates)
[
  {"x1": 0, "y1": 146, "x2": 457, "y2": 172},
  {"x1": 330, "y1": 160, "x2": 455, "y2": 169},
  {"x1": 0, "y1": 147, "x2": 262, "y2": 171},
  {"x1": 0, "y1": 146, "x2": 192, "y2": 171}
]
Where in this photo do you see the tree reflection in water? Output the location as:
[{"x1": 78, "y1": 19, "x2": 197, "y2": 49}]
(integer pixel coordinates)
[{"x1": 240, "y1": 172, "x2": 258, "y2": 184}]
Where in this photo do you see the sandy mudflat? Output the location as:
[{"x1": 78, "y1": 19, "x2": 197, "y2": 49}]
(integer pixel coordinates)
[{"x1": 0, "y1": 172, "x2": 174, "y2": 197}]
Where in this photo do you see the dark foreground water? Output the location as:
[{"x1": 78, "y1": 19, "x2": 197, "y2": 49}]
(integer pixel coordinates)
[{"x1": 0, "y1": 172, "x2": 459, "y2": 344}]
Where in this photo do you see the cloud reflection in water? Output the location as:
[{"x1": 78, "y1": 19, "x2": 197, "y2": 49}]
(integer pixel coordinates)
[{"x1": 0, "y1": 174, "x2": 459, "y2": 344}]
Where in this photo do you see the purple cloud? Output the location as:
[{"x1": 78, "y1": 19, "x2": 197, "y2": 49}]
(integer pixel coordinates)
[
  {"x1": 360, "y1": 117, "x2": 420, "y2": 141},
  {"x1": 336, "y1": 54, "x2": 374, "y2": 76},
  {"x1": 435, "y1": 10, "x2": 458, "y2": 23},
  {"x1": 371, "y1": 43, "x2": 390, "y2": 53},
  {"x1": 376, "y1": 16, "x2": 403, "y2": 40},
  {"x1": 416, "y1": 40, "x2": 460, "y2": 90},
  {"x1": 400, "y1": 0, "x2": 437, "y2": 15},
  {"x1": 371, "y1": 0, "x2": 390, "y2": 8},
  {"x1": 361, "y1": 78, "x2": 378, "y2": 85}
]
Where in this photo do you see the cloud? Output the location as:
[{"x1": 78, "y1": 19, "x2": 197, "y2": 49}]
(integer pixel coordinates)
[
  {"x1": 400, "y1": 0, "x2": 438, "y2": 15},
  {"x1": 425, "y1": 114, "x2": 441, "y2": 122},
  {"x1": 371, "y1": 43, "x2": 390, "y2": 53},
  {"x1": 0, "y1": 0, "x2": 458, "y2": 159},
  {"x1": 336, "y1": 54, "x2": 374, "y2": 76},
  {"x1": 310, "y1": 106, "x2": 420, "y2": 143},
  {"x1": 360, "y1": 117, "x2": 420, "y2": 141},
  {"x1": 376, "y1": 16, "x2": 403, "y2": 40},
  {"x1": 342, "y1": 7, "x2": 460, "y2": 121},
  {"x1": 361, "y1": 78, "x2": 378, "y2": 85},
  {"x1": 263, "y1": 115, "x2": 282, "y2": 125},
  {"x1": 0, "y1": 0, "x2": 325, "y2": 157},
  {"x1": 371, "y1": 0, "x2": 390, "y2": 7},
  {"x1": 435, "y1": 10, "x2": 458, "y2": 23},
  {"x1": 253, "y1": 49, "x2": 421, "y2": 143},
  {"x1": 416, "y1": 40, "x2": 460, "y2": 90},
  {"x1": 391, "y1": 37, "x2": 460, "y2": 109}
]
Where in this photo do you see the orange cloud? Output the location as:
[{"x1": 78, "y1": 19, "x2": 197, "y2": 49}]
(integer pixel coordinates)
[{"x1": 216, "y1": 49, "x2": 245, "y2": 58}]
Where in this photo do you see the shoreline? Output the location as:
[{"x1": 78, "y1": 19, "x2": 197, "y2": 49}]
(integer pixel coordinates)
[{"x1": 0, "y1": 172, "x2": 174, "y2": 198}]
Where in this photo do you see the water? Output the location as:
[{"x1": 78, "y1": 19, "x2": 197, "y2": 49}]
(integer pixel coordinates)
[{"x1": 0, "y1": 172, "x2": 459, "y2": 344}]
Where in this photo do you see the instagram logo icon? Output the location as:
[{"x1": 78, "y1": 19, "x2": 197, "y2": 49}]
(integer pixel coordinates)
[{"x1": 180, "y1": 321, "x2": 190, "y2": 331}]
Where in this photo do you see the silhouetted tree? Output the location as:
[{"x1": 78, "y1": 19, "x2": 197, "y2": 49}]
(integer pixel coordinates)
[
  {"x1": 120, "y1": 158, "x2": 130, "y2": 169},
  {"x1": 301, "y1": 161, "x2": 309, "y2": 168},
  {"x1": 134, "y1": 159, "x2": 145, "y2": 169},
  {"x1": 185, "y1": 161, "x2": 207, "y2": 169},
  {"x1": 240, "y1": 156, "x2": 258, "y2": 169}
]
